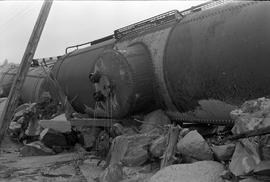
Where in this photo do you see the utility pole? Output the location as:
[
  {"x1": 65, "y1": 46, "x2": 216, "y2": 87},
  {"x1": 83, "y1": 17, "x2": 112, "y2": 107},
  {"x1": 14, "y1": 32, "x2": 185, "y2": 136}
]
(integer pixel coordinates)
[{"x1": 0, "y1": 0, "x2": 53, "y2": 145}]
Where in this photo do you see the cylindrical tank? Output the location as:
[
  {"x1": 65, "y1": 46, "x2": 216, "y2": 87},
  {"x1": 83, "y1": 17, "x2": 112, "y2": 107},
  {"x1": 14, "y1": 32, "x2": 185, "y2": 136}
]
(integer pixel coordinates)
[
  {"x1": 51, "y1": 39, "x2": 115, "y2": 113},
  {"x1": 91, "y1": 43, "x2": 156, "y2": 118},
  {"x1": 163, "y1": 1, "x2": 270, "y2": 120},
  {"x1": 52, "y1": 39, "x2": 157, "y2": 118},
  {"x1": 21, "y1": 66, "x2": 50, "y2": 103},
  {"x1": 0, "y1": 64, "x2": 18, "y2": 97},
  {"x1": 0, "y1": 65, "x2": 49, "y2": 103}
]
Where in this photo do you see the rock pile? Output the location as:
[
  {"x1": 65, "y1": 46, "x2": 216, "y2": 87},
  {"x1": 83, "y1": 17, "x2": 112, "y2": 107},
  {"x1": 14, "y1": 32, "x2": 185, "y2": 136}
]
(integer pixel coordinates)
[
  {"x1": 99, "y1": 98, "x2": 270, "y2": 182},
  {"x1": 4, "y1": 97, "x2": 270, "y2": 182}
]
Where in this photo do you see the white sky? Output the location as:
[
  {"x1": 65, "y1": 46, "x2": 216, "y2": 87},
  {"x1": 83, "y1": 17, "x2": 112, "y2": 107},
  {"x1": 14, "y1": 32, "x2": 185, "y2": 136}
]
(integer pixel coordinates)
[{"x1": 0, "y1": 1, "x2": 205, "y2": 64}]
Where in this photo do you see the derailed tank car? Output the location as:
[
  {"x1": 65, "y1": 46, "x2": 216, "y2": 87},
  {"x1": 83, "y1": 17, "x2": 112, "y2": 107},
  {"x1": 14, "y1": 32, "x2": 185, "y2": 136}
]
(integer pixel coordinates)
[
  {"x1": 52, "y1": 1, "x2": 270, "y2": 121},
  {"x1": 0, "y1": 57, "x2": 59, "y2": 103}
]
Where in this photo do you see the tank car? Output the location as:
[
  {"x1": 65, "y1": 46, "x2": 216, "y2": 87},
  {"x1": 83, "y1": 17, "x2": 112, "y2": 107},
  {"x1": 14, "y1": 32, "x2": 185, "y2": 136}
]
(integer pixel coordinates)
[{"x1": 52, "y1": 1, "x2": 270, "y2": 121}]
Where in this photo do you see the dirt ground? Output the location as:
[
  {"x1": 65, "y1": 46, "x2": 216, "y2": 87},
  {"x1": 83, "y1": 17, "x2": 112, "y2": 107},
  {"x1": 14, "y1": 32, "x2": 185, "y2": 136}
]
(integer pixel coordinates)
[{"x1": 0, "y1": 136, "x2": 104, "y2": 182}]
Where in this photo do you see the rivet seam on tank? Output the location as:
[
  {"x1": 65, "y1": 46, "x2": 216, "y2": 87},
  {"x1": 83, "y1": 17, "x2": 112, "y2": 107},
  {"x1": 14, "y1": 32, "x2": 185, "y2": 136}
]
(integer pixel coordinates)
[{"x1": 179, "y1": 1, "x2": 257, "y2": 25}]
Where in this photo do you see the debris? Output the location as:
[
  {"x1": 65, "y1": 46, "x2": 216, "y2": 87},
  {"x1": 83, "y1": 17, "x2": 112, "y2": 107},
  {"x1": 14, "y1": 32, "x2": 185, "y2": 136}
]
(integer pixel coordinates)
[
  {"x1": 107, "y1": 135, "x2": 129, "y2": 166},
  {"x1": 122, "y1": 165, "x2": 156, "y2": 182},
  {"x1": 226, "y1": 125, "x2": 270, "y2": 141},
  {"x1": 80, "y1": 126, "x2": 101, "y2": 150},
  {"x1": 231, "y1": 97, "x2": 270, "y2": 134},
  {"x1": 39, "y1": 119, "x2": 71, "y2": 133},
  {"x1": 110, "y1": 123, "x2": 124, "y2": 137},
  {"x1": 96, "y1": 130, "x2": 111, "y2": 160},
  {"x1": 211, "y1": 143, "x2": 235, "y2": 161},
  {"x1": 160, "y1": 125, "x2": 180, "y2": 168},
  {"x1": 149, "y1": 161, "x2": 225, "y2": 182},
  {"x1": 39, "y1": 128, "x2": 67, "y2": 150},
  {"x1": 122, "y1": 144, "x2": 149, "y2": 167},
  {"x1": 253, "y1": 160, "x2": 270, "y2": 176},
  {"x1": 229, "y1": 139, "x2": 261, "y2": 176},
  {"x1": 240, "y1": 177, "x2": 264, "y2": 182},
  {"x1": 41, "y1": 164, "x2": 76, "y2": 178},
  {"x1": 79, "y1": 159, "x2": 104, "y2": 181},
  {"x1": 99, "y1": 163, "x2": 124, "y2": 182},
  {"x1": 259, "y1": 134, "x2": 270, "y2": 160},
  {"x1": 20, "y1": 141, "x2": 55, "y2": 157},
  {"x1": 150, "y1": 135, "x2": 167, "y2": 158},
  {"x1": 140, "y1": 110, "x2": 170, "y2": 133},
  {"x1": 177, "y1": 130, "x2": 213, "y2": 161},
  {"x1": 179, "y1": 128, "x2": 190, "y2": 138},
  {"x1": 121, "y1": 134, "x2": 155, "y2": 167}
]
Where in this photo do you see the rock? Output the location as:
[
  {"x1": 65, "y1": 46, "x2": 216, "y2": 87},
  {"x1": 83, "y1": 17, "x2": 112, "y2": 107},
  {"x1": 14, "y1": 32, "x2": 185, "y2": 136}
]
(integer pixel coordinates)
[
  {"x1": 122, "y1": 134, "x2": 158, "y2": 167},
  {"x1": 121, "y1": 174, "x2": 153, "y2": 182},
  {"x1": 51, "y1": 113, "x2": 67, "y2": 121},
  {"x1": 99, "y1": 163, "x2": 124, "y2": 182},
  {"x1": 108, "y1": 135, "x2": 129, "y2": 165},
  {"x1": 253, "y1": 160, "x2": 270, "y2": 176},
  {"x1": 122, "y1": 145, "x2": 149, "y2": 167},
  {"x1": 177, "y1": 130, "x2": 213, "y2": 161},
  {"x1": 39, "y1": 128, "x2": 67, "y2": 149},
  {"x1": 111, "y1": 123, "x2": 125, "y2": 137},
  {"x1": 20, "y1": 141, "x2": 55, "y2": 157},
  {"x1": 79, "y1": 159, "x2": 104, "y2": 181},
  {"x1": 150, "y1": 135, "x2": 167, "y2": 158},
  {"x1": 39, "y1": 119, "x2": 71, "y2": 133},
  {"x1": 149, "y1": 161, "x2": 225, "y2": 182},
  {"x1": 9, "y1": 121, "x2": 22, "y2": 134},
  {"x1": 231, "y1": 97, "x2": 270, "y2": 134},
  {"x1": 80, "y1": 127, "x2": 101, "y2": 150},
  {"x1": 108, "y1": 133, "x2": 157, "y2": 167},
  {"x1": 141, "y1": 110, "x2": 171, "y2": 133},
  {"x1": 229, "y1": 139, "x2": 261, "y2": 176},
  {"x1": 211, "y1": 143, "x2": 235, "y2": 161},
  {"x1": 63, "y1": 129, "x2": 79, "y2": 147},
  {"x1": 25, "y1": 117, "x2": 41, "y2": 136},
  {"x1": 179, "y1": 128, "x2": 190, "y2": 137}
]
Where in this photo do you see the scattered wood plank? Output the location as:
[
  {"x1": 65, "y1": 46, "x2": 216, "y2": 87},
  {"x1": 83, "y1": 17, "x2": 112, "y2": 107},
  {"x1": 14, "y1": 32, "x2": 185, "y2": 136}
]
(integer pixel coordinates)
[
  {"x1": 225, "y1": 126, "x2": 270, "y2": 141},
  {"x1": 70, "y1": 118, "x2": 118, "y2": 127},
  {"x1": 0, "y1": 1, "x2": 53, "y2": 145},
  {"x1": 160, "y1": 125, "x2": 180, "y2": 168}
]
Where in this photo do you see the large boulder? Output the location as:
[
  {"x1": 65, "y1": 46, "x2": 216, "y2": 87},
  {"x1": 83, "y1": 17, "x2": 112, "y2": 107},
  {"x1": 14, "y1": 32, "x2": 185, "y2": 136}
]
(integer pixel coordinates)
[
  {"x1": 140, "y1": 110, "x2": 171, "y2": 133},
  {"x1": 177, "y1": 130, "x2": 213, "y2": 161},
  {"x1": 229, "y1": 139, "x2": 261, "y2": 176},
  {"x1": 149, "y1": 161, "x2": 225, "y2": 182}
]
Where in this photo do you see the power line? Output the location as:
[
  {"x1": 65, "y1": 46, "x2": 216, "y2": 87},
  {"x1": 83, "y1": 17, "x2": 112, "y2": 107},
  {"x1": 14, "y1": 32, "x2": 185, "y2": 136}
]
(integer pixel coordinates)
[{"x1": 0, "y1": 5, "x2": 37, "y2": 34}]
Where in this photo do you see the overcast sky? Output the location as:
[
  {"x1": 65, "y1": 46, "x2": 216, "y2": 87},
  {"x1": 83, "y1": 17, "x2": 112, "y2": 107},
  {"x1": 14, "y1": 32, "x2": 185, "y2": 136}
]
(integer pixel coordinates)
[{"x1": 0, "y1": 1, "x2": 205, "y2": 64}]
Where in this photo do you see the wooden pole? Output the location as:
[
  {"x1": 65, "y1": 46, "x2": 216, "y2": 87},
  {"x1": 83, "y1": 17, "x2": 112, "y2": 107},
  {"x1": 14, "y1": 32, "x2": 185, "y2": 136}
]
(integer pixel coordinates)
[{"x1": 0, "y1": 0, "x2": 53, "y2": 145}]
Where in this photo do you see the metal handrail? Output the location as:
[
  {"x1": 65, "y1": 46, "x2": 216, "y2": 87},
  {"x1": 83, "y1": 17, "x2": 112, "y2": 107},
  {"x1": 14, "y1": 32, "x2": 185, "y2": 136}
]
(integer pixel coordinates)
[
  {"x1": 65, "y1": 34, "x2": 114, "y2": 54},
  {"x1": 64, "y1": 0, "x2": 229, "y2": 52},
  {"x1": 114, "y1": 10, "x2": 182, "y2": 40}
]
